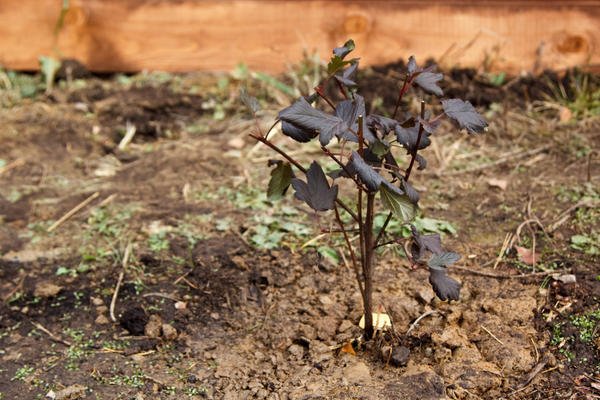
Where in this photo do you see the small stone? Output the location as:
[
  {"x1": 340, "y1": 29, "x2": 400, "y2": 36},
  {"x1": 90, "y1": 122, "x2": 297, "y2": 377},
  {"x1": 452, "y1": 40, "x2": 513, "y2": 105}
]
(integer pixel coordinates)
[
  {"x1": 34, "y1": 282, "x2": 62, "y2": 298},
  {"x1": 53, "y1": 384, "x2": 86, "y2": 400},
  {"x1": 555, "y1": 274, "x2": 576, "y2": 284},
  {"x1": 95, "y1": 315, "x2": 110, "y2": 325},
  {"x1": 210, "y1": 312, "x2": 220, "y2": 320},
  {"x1": 343, "y1": 361, "x2": 371, "y2": 385},
  {"x1": 144, "y1": 314, "x2": 162, "y2": 338},
  {"x1": 319, "y1": 295, "x2": 333, "y2": 305},
  {"x1": 315, "y1": 316, "x2": 338, "y2": 340},
  {"x1": 161, "y1": 323, "x2": 177, "y2": 340},
  {"x1": 227, "y1": 137, "x2": 245, "y2": 149},
  {"x1": 91, "y1": 297, "x2": 104, "y2": 306},
  {"x1": 287, "y1": 344, "x2": 304, "y2": 358},
  {"x1": 174, "y1": 301, "x2": 187, "y2": 310},
  {"x1": 417, "y1": 288, "x2": 435, "y2": 304},
  {"x1": 390, "y1": 346, "x2": 410, "y2": 367},
  {"x1": 338, "y1": 320, "x2": 354, "y2": 333},
  {"x1": 96, "y1": 305, "x2": 108, "y2": 314}
]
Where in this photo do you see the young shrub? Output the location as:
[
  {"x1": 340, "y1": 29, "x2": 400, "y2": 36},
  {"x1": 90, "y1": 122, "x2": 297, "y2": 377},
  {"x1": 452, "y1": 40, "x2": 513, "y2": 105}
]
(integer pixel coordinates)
[{"x1": 243, "y1": 40, "x2": 487, "y2": 340}]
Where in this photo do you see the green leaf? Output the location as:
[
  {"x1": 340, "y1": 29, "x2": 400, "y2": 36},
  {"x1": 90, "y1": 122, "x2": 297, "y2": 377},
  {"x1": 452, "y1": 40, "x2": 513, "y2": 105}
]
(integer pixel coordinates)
[
  {"x1": 369, "y1": 139, "x2": 389, "y2": 158},
  {"x1": 252, "y1": 72, "x2": 297, "y2": 97},
  {"x1": 39, "y1": 56, "x2": 61, "y2": 92},
  {"x1": 267, "y1": 162, "x2": 293, "y2": 200},
  {"x1": 379, "y1": 183, "x2": 416, "y2": 223},
  {"x1": 570, "y1": 234, "x2": 590, "y2": 245},
  {"x1": 317, "y1": 246, "x2": 339, "y2": 265},
  {"x1": 327, "y1": 56, "x2": 349, "y2": 75}
]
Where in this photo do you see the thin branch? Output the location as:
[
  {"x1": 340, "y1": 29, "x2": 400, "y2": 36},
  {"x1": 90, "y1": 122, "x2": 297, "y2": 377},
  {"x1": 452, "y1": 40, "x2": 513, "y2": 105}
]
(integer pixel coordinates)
[
  {"x1": 321, "y1": 146, "x2": 367, "y2": 191},
  {"x1": 315, "y1": 85, "x2": 336, "y2": 110},
  {"x1": 374, "y1": 213, "x2": 393, "y2": 248},
  {"x1": 334, "y1": 206, "x2": 364, "y2": 299},
  {"x1": 392, "y1": 74, "x2": 413, "y2": 120},
  {"x1": 374, "y1": 102, "x2": 425, "y2": 248},
  {"x1": 404, "y1": 100, "x2": 426, "y2": 181},
  {"x1": 262, "y1": 120, "x2": 280, "y2": 141}
]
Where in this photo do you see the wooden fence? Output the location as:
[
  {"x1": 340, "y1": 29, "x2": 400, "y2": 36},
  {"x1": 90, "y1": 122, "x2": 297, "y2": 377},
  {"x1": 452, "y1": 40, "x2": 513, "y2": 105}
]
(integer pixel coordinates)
[{"x1": 0, "y1": 1, "x2": 598, "y2": 73}]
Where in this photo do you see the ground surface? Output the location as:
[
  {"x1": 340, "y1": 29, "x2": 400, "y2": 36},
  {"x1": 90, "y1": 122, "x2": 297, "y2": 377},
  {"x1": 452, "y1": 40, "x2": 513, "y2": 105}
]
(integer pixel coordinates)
[{"x1": 0, "y1": 63, "x2": 599, "y2": 400}]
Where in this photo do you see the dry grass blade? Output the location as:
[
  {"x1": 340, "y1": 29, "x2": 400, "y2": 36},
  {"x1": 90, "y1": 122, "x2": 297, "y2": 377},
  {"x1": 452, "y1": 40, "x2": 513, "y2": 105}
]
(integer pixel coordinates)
[
  {"x1": 110, "y1": 241, "x2": 132, "y2": 323},
  {"x1": 47, "y1": 192, "x2": 100, "y2": 232}
]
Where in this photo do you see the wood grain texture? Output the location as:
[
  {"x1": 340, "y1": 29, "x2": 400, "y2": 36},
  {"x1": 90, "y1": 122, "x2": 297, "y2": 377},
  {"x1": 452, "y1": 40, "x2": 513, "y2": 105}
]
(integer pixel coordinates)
[{"x1": 0, "y1": 1, "x2": 598, "y2": 73}]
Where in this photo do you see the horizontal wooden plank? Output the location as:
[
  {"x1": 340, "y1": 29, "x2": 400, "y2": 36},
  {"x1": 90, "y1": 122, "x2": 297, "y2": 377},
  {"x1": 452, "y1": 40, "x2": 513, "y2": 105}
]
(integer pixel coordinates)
[{"x1": 0, "y1": 1, "x2": 598, "y2": 73}]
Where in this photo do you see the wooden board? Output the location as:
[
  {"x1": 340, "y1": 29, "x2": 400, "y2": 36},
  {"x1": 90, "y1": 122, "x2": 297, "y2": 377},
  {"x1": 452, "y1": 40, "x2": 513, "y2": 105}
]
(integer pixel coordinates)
[{"x1": 0, "y1": 1, "x2": 598, "y2": 73}]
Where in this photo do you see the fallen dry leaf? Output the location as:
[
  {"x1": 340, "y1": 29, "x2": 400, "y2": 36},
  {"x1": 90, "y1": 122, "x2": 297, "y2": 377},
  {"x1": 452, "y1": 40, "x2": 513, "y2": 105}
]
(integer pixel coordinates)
[
  {"x1": 340, "y1": 341, "x2": 356, "y2": 356},
  {"x1": 515, "y1": 245, "x2": 538, "y2": 265},
  {"x1": 558, "y1": 106, "x2": 572, "y2": 123}
]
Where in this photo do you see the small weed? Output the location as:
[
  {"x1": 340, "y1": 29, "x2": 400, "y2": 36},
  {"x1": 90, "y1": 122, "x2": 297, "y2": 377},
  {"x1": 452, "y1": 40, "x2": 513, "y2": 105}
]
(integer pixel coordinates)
[
  {"x1": 108, "y1": 368, "x2": 145, "y2": 388},
  {"x1": 570, "y1": 233, "x2": 600, "y2": 255},
  {"x1": 570, "y1": 310, "x2": 600, "y2": 343},
  {"x1": 63, "y1": 328, "x2": 93, "y2": 370},
  {"x1": 148, "y1": 231, "x2": 170, "y2": 253},
  {"x1": 184, "y1": 386, "x2": 207, "y2": 396},
  {"x1": 543, "y1": 70, "x2": 600, "y2": 119},
  {"x1": 11, "y1": 365, "x2": 34, "y2": 381}
]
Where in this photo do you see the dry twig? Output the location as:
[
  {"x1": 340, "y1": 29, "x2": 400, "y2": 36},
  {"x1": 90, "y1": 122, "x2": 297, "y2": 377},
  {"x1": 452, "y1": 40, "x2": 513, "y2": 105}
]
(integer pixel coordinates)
[
  {"x1": 110, "y1": 242, "x2": 132, "y2": 322},
  {"x1": 406, "y1": 310, "x2": 439, "y2": 335},
  {"x1": 481, "y1": 324, "x2": 505, "y2": 346},
  {"x1": 47, "y1": 192, "x2": 100, "y2": 232},
  {"x1": 30, "y1": 321, "x2": 72, "y2": 346}
]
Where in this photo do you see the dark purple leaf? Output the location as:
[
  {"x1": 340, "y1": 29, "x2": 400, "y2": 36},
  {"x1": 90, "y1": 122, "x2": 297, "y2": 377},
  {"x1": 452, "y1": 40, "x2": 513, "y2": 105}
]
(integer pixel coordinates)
[
  {"x1": 418, "y1": 116, "x2": 441, "y2": 134},
  {"x1": 414, "y1": 71, "x2": 444, "y2": 96},
  {"x1": 442, "y1": 98, "x2": 488, "y2": 134},
  {"x1": 367, "y1": 114, "x2": 399, "y2": 137},
  {"x1": 428, "y1": 252, "x2": 461, "y2": 270},
  {"x1": 415, "y1": 154, "x2": 427, "y2": 171},
  {"x1": 279, "y1": 97, "x2": 348, "y2": 146},
  {"x1": 349, "y1": 151, "x2": 384, "y2": 191},
  {"x1": 402, "y1": 179, "x2": 420, "y2": 204},
  {"x1": 291, "y1": 162, "x2": 338, "y2": 211},
  {"x1": 334, "y1": 61, "x2": 359, "y2": 87},
  {"x1": 407, "y1": 56, "x2": 418, "y2": 75},
  {"x1": 429, "y1": 268, "x2": 461, "y2": 301},
  {"x1": 333, "y1": 39, "x2": 355, "y2": 59},
  {"x1": 281, "y1": 121, "x2": 316, "y2": 143},
  {"x1": 394, "y1": 123, "x2": 431, "y2": 152},
  {"x1": 334, "y1": 95, "x2": 375, "y2": 143},
  {"x1": 410, "y1": 226, "x2": 443, "y2": 261}
]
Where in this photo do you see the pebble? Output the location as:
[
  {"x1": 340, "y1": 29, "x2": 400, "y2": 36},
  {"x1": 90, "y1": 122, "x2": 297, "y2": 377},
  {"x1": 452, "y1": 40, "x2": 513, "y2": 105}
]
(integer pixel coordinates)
[
  {"x1": 91, "y1": 297, "x2": 104, "y2": 306},
  {"x1": 161, "y1": 323, "x2": 178, "y2": 340},
  {"x1": 144, "y1": 315, "x2": 162, "y2": 338},
  {"x1": 95, "y1": 315, "x2": 110, "y2": 325},
  {"x1": 34, "y1": 282, "x2": 62, "y2": 298},
  {"x1": 390, "y1": 346, "x2": 410, "y2": 367},
  {"x1": 343, "y1": 361, "x2": 372, "y2": 385}
]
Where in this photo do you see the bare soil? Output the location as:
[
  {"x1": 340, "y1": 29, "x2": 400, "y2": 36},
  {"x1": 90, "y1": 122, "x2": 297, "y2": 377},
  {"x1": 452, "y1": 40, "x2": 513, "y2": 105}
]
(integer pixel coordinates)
[{"x1": 0, "y1": 67, "x2": 598, "y2": 400}]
